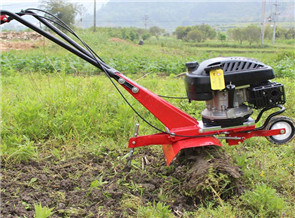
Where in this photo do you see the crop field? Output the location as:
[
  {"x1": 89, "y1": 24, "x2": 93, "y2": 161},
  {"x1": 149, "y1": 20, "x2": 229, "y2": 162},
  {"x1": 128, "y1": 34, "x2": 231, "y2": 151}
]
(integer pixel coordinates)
[{"x1": 1, "y1": 30, "x2": 295, "y2": 217}]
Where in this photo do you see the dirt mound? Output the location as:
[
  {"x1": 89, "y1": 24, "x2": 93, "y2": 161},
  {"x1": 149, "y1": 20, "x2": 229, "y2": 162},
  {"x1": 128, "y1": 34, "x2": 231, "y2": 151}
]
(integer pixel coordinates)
[
  {"x1": 0, "y1": 32, "x2": 43, "y2": 41},
  {"x1": 0, "y1": 31, "x2": 43, "y2": 52},
  {"x1": 110, "y1": 37, "x2": 129, "y2": 44},
  {"x1": 175, "y1": 147, "x2": 243, "y2": 203},
  {"x1": 0, "y1": 41, "x2": 42, "y2": 51},
  {"x1": 1, "y1": 147, "x2": 244, "y2": 217}
]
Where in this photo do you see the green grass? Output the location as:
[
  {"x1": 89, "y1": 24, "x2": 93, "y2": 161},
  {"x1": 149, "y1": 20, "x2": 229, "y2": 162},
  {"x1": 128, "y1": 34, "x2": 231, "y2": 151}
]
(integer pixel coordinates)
[
  {"x1": 1, "y1": 31, "x2": 295, "y2": 216},
  {"x1": 1, "y1": 30, "x2": 294, "y2": 77}
]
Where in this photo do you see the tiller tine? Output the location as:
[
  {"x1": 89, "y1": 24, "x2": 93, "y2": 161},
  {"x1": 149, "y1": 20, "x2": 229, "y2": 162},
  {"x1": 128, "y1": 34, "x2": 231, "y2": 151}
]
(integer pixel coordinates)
[{"x1": 162, "y1": 136, "x2": 222, "y2": 166}]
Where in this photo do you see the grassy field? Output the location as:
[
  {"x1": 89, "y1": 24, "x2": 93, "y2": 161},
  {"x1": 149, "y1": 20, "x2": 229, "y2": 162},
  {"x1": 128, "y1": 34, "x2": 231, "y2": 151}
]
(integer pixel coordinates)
[{"x1": 1, "y1": 31, "x2": 295, "y2": 217}]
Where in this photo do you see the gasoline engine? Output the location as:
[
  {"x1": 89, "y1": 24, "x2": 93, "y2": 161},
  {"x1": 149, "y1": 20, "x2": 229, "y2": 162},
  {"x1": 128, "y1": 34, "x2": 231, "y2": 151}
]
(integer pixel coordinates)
[{"x1": 185, "y1": 57, "x2": 294, "y2": 144}]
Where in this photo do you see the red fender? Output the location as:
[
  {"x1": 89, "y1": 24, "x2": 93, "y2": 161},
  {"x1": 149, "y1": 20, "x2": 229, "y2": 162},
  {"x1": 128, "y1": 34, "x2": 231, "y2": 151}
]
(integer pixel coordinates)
[{"x1": 162, "y1": 137, "x2": 222, "y2": 166}]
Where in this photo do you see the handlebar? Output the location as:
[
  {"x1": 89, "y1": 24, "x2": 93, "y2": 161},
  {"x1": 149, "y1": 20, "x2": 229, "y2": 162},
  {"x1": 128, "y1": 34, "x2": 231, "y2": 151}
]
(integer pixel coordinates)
[{"x1": 0, "y1": 10, "x2": 117, "y2": 77}]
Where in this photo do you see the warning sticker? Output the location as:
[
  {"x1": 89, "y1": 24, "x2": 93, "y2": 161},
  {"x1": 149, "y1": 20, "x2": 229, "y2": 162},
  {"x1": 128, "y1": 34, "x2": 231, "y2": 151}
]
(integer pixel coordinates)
[{"x1": 210, "y1": 69, "x2": 225, "y2": 90}]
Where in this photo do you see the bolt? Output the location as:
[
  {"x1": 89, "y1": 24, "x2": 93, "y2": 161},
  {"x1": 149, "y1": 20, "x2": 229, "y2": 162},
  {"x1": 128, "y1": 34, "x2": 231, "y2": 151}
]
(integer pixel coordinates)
[
  {"x1": 132, "y1": 87, "x2": 139, "y2": 94},
  {"x1": 118, "y1": 78, "x2": 125, "y2": 84},
  {"x1": 280, "y1": 129, "x2": 285, "y2": 134},
  {"x1": 132, "y1": 141, "x2": 136, "y2": 145}
]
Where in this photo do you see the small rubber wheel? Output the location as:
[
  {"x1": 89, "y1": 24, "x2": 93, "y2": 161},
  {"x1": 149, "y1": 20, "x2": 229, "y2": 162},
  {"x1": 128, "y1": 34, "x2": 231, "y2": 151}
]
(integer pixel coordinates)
[{"x1": 265, "y1": 116, "x2": 295, "y2": 144}]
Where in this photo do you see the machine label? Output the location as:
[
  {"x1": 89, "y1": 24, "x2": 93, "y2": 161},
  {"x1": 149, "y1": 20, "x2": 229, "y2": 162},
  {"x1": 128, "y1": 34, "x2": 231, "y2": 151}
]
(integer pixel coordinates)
[{"x1": 210, "y1": 69, "x2": 225, "y2": 90}]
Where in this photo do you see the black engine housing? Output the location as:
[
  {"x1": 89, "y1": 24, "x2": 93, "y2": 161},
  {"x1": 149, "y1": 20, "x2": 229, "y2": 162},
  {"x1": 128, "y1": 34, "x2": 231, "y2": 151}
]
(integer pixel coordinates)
[{"x1": 185, "y1": 57, "x2": 275, "y2": 101}]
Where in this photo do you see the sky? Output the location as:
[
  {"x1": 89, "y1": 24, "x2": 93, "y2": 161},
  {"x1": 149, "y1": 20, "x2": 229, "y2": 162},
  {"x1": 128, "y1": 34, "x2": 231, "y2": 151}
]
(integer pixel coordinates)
[
  {"x1": 1, "y1": 0, "x2": 109, "y2": 15},
  {"x1": 0, "y1": 0, "x2": 109, "y2": 29}
]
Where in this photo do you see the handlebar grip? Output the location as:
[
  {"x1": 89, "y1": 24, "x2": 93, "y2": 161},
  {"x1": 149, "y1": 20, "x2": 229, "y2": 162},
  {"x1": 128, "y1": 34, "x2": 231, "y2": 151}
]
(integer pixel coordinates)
[{"x1": 0, "y1": 15, "x2": 9, "y2": 24}]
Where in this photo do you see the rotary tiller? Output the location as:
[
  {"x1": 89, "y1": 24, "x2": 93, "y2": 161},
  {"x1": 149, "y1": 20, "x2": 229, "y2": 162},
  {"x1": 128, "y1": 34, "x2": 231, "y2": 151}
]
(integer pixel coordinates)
[{"x1": 1, "y1": 10, "x2": 294, "y2": 165}]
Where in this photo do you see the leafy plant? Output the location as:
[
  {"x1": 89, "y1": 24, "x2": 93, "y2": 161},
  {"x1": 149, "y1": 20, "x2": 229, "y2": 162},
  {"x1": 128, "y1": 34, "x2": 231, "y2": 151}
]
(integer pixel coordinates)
[
  {"x1": 5, "y1": 136, "x2": 37, "y2": 164},
  {"x1": 240, "y1": 183, "x2": 285, "y2": 217},
  {"x1": 90, "y1": 176, "x2": 108, "y2": 189},
  {"x1": 34, "y1": 203, "x2": 54, "y2": 218},
  {"x1": 87, "y1": 175, "x2": 108, "y2": 195},
  {"x1": 137, "y1": 201, "x2": 173, "y2": 218}
]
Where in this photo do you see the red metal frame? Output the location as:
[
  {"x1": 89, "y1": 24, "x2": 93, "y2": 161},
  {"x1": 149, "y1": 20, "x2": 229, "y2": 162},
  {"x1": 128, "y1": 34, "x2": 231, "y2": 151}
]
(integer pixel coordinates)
[{"x1": 116, "y1": 73, "x2": 285, "y2": 165}]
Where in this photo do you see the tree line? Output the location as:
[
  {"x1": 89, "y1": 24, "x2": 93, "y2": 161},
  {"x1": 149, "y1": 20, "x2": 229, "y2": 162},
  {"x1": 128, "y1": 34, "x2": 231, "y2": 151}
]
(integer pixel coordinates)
[{"x1": 174, "y1": 24, "x2": 295, "y2": 44}]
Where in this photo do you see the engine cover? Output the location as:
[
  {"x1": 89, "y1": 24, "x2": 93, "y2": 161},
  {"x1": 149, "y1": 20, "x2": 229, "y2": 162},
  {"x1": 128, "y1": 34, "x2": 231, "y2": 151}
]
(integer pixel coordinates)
[
  {"x1": 185, "y1": 57, "x2": 274, "y2": 101},
  {"x1": 184, "y1": 57, "x2": 285, "y2": 127}
]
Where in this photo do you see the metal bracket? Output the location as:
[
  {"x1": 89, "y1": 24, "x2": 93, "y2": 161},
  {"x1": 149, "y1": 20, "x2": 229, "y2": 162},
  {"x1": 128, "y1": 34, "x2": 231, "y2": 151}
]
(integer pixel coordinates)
[{"x1": 127, "y1": 123, "x2": 140, "y2": 166}]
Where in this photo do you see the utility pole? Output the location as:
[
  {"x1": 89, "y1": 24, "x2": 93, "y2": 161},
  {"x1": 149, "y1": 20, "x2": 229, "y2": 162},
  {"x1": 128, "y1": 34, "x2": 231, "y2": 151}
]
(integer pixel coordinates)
[
  {"x1": 93, "y1": 0, "x2": 96, "y2": 32},
  {"x1": 272, "y1": 0, "x2": 278, "y2": 45},
  {"x1": 261, "y1": 0, "x2": 266, "y2": 45},
  {"x1": 143, "y1": 15, "x2": 149, "y2": 30}
]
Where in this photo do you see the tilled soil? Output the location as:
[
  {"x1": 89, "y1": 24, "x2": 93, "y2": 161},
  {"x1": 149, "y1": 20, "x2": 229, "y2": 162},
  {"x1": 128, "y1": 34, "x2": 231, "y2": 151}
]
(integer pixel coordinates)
[
  {"x1": 0, "y1": 41, "x2": 42, "y2": 51},
  {"x1": 0, "y1": 32, "x2": 43, "y2": 41},
  {"x1": 1, "y1": 147, "x2": 243, "y2": 217},
  {"x1": 0, "y1": 31, "x2": 43, "y2": 51}
]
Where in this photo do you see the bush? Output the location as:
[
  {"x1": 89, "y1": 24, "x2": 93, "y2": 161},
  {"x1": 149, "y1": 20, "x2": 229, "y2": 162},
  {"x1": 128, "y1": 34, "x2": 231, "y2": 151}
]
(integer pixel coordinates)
[{"x1": 174, "y1": 24, "x2": 216, "y2": 42}]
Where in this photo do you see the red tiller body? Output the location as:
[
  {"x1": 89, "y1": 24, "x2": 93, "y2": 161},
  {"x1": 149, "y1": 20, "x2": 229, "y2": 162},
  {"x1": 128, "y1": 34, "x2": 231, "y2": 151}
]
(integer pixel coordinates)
[{"x1": 117, "y1": 74, "x2": 285, "y2": 165}]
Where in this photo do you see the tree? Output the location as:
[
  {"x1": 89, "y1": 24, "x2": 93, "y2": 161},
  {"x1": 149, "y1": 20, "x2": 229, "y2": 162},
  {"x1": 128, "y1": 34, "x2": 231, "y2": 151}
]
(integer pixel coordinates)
[
  {"x1": 174, "y1": 26, "x2": 191, "y2": 40},
  {"x1": 264, "y1": 25, "x2": 273, "y2": 40},
  {"x1": 275, "y1": 26, "x2": 287, "y2": 39},
  {"x1": 142, "y1": 32, "x2": 151, "y2": 40},
  {"x1": 197, "y1": 24, "x2": 216, "y2": 39},
  {"x1": 186, "y1": 29, "x2": 204, "y2": 42},
  {"x1": 149, "y1": 26, "x2": 165, "y2": 39},
  {"x1": 228, "y1": 26, "x2": 260, "y2": 45},
  {"x1": 41, "y1": 0, "x2": 83, "y2": 28},
  {"x1": 244, "y1": 25, "x2": 260, "y2": 45},
  {"x1": 136, "y1": 28, "x2": 151, "y2": 40},
  {"x1": 285, "y1": 27, "x2": 295, "y2": 39},
  {"x1": 228, "y1": 28, "x2": 245, "y2": 44},
  {"x1": 217, "y1": 32, "x2": 226, "y2": 42}
]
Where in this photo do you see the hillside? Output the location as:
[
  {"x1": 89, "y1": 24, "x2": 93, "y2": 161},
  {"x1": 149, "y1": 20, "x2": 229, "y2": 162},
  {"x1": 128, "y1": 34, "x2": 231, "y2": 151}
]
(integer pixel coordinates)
[{"x1": 82, "y1": 0, "x2": 295, "y2": 31}]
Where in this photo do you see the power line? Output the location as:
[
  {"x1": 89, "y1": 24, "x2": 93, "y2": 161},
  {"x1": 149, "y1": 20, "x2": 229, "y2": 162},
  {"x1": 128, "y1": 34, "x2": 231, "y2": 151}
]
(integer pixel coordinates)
[
  {"x1": 94, "y1": 0, "x2": 96, "y2": 32},
  {"x1": 272, "y1": 0, "x2": 278, "y2": 45},
  {"x1": 143, "y1": 14, "x2": 149, "y2": 29},
  {"x1": 261, "y1": 0, "x2": 266, "y2": 45}
]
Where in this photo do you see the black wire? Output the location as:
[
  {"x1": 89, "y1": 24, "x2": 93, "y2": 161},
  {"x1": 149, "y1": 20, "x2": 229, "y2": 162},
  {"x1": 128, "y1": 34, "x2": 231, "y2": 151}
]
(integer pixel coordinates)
[
  {"x1": 25, "y1": 13, "x2": 105, "y2": 65},
  {"x1": 158, "y1": 95, "x2": 188, "y2": 100},
  {"x1": 24, "y1": 8, "x2": 170, "y2": 133},
  {"x1": 21, "y1": 9, "x2": 220, "y2": 139},
  {"x1": 24, "y1": 8, "x2": 105, "y2": 63}
]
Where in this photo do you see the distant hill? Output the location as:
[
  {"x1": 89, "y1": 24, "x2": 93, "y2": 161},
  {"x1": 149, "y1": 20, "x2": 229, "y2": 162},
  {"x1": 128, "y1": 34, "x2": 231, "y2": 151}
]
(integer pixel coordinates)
[{"x1": 82, "y1": 0, "x2": 295, "y2": 31}]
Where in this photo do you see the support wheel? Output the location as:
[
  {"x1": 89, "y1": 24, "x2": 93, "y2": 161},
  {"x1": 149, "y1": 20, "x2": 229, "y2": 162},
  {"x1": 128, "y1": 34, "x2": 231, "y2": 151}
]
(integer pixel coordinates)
[{"x1": 266, "y1": 116, "x2": 295, "y2": 144}]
